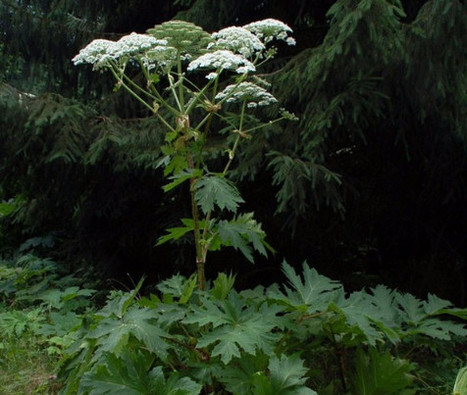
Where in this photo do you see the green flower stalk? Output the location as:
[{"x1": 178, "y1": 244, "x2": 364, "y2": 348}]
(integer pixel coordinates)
[{"x1": 73, "y1": 19, "x2": 297, "y2": 290}]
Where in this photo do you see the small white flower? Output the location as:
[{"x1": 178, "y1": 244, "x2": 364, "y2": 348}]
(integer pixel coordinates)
[
  {"x1": 205, "y1": 72, "x2": 218, "y2": 80},
  {"x1": 115, "y1": 33, "x2": 167, "y2": 57},
  {"x1": 73, "y1": 34, "x2": 168, "y2": 70},
  {"x1": 208, "y1": 27, "x2": 265, "y2": 58},
  {"x1": 244, "y1": 18, "x2": 295, "y2": 45},
  {"x1": 72, "y1": 39, "x2": 119, "y2": 69},
  {"x1": 187, "y1": 50, "x2": 256, "y2": 74},
  {"x1": 215, "y1": 82, "x2": 277, "y2": 107}
]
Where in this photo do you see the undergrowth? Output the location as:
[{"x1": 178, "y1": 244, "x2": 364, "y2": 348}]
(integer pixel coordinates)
[{"x1": 1, "y1": 253, "x2": 465, "y2": 394}]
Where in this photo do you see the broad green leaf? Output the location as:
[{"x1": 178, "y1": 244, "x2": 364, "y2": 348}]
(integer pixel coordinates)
[
  {"x1": 89, "y1": 305, "x2": 170, "y2": 359},
  {"x1": 162, "y1": 168, "x2": 202, "y2": 192},
  {"x1": 349, "y1": 348, "x2": 415, "y2": 395},
  {"x1": 217, "y1": 213, "x2": 269, "y2": 262},
  {"x1": 453, "y1": 367, "x2": 467, "y2": 395},
  {"x1": 156, "y1": 274, "x2": 197, "y2": 304},
  {"x1": 268, "y1": 261, "x2": 341, "y2": 312},
  {"x1": 252, "y1": 354, "x2": 317, "y2": 395},
  {"x1": 423, "y1": 293, "x2": 452, "y2": 315},
  {"x1": 80, "y1": 351, "x2": 201, "y2": 394},
  {"x1": 162, "y1": 153, "x2": 188, "y2": 177},
  {"x1": 184, "y1": 292, "x2": 284, "y2": 364},
  {"x1": 405, "y1": 318, "x2": 467, "y2": 341},
  {"x1": 153, "y1": 303, "x2": 187, "y2": 326},
  {"x1": 195, "y1": 174, "x2": 244, "y2": 214},
  {"x1": 219, "y1": 353, "x2": 269, "y2": 394},
  {"x1": 210, "y1": 272, "x2": 236, "y2": 300},
  {"x1": 148, "y1": 367, "x2": 202, "y2": 395},
  {"x1": 98, "y1": 278, "x2": 145, "y2": 318},
  {"x1": 330, "y1": 291, "x2": 383, "y2": 346},
  {"x1": 395, "y1": 293, "x2": 426, "y2": 324},
  {"x1": 80, "y1": 351, "x2": 155, "y2": 394}
]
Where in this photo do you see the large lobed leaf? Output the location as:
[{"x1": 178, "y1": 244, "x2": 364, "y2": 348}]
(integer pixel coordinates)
[
  {"x1": 81, "y1": 351, "x2": 202, "y2": 394},
  {"x1": 252, "y1": 354, "x2": 317, "y2": 395},
  {"x1": 195, "y1": 174, "x2": 244, "y2": 214},
  {"x1": 88, "y1": 305, "x2": 171, "y2": 360},
  {"x1": 217, "y1": 213, "x2": 271, "y2": 262},
  {"x1": 183, "y1": 291, "x2": 284, "y2": 364},
  {"x1": 268, "y1": 261, "x2": 341, "y2": 313}
]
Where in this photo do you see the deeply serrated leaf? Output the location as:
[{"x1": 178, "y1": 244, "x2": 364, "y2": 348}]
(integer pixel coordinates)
[
  {"x1": 162, "y1": 168, "x2": 203, "y2": 192},
  {"x1": 184, "y1": 292, "x2": 284, "y2": 364},
  {"x1": 423, "y1": 293, "x2": 453, "y2": 315},
  {"x1": 217, "y1": 213, "x2": 268, "y2": 262},
  {"x1": 156, "y1": 218, "x2": 195, "y2": 246},
  {"x1": 269, "y1": 261, "x2": 341, "y2": 313},
  {"x1": 156, "y1": 274, "x2": 197, "y2": 304},
  {"x1": 407, "y1": 318, "x2": 467, "y2": 340},
  {"x1": 210, "y1": 272, "x2": 236, "y2": 300},
  {"x1": 89, "y1": 306, "x2": 171, "y2": 359},
  {"x1": 220, "y1": 353, "x2": 269, "y2": 394},
  {"x1": 195, "y1": 175, "x2": 244, "y2": 214},
  {"x1": 331, "y1": 291, "x2": 383, "y2": 346},
  {"x1": 395, "y1": 293, "x2": 426, "y2": 323},
  {"x1": 267, "y1": 354, "x2": 317, "y2": 394},
  {"x1": 81, "y1": 352, "x2": 201, "y2": 395},
  {"x1": 80, "y1": 351, "x2": 156, "y2": 395},
  {"x1": 148, "y1": 367, "x2": 202, "y2": 395}
]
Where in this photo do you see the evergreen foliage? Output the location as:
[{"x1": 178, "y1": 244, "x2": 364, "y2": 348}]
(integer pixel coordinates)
[{"x1": 0, "y1": 0, "x2": 466, "y2": 303}]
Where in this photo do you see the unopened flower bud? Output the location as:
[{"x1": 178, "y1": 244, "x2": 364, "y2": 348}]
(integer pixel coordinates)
[
  {"x1": 153, "y1": 101, "x2": 160, "y2": 114},
  {"x1": 176, "y1": 114, "x2": 190, "y2": 130}
]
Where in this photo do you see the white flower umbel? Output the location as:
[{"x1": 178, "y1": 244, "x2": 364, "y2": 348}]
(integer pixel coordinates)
[
  {"x1": 72, "y1": 34, "x2": 167, "y2": 70},
  {"x1": 187, "y1": 50, "x2": 256, "y2": 74},
  {"x1": 72, "y1": 39, "x2": 120, "y2": 70},
  {"x1": 215, "y1": 82, "x2": 278, "y2": 108},
  {"x1": 208, "y1": 27, "x2": 265, "y2": 58},
  {"x1": 115, "y1": 33, "x2": 167, "y2": 58},
  {"x1": 244, "y1": 18, "x2": 295, "y2": 45}
]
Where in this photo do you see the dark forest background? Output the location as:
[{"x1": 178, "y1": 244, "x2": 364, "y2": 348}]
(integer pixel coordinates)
[{"x1": 0, "y1": 0, "x2": 465, "y2": 305}]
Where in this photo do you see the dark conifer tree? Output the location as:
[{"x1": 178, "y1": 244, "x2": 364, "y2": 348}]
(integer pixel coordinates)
[{"x1": 0, "y1": 0, "x2": 465, "y2": 303}]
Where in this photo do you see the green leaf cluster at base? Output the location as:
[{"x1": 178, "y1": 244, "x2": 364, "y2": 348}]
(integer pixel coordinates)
[{"x1": 56, "y1": 262, "x2": 466, "y2": 394}]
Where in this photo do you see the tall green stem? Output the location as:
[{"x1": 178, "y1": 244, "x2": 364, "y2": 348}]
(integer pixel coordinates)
[
  {"x1": 177, "y1": 52, "x2": 185, "y2": 110},
  {"x1": 187, "y1": 153, "x2": 204, "y2": 290},
  {"x1": 200, "y1": 101, "x2": 247, "y2": 261}
]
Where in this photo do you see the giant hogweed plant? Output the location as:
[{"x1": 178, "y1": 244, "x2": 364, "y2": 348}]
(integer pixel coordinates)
[{"x1": 73, "y1": 19, "x2": 297, "y2": 289}]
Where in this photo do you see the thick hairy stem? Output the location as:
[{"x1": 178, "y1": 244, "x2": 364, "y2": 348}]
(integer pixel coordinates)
[{"x1": 187, "y1": 153, "x2": 205, "y2": 290}]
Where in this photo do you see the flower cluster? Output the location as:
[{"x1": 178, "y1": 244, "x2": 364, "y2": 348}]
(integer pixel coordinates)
[
  {"x1": 73, "y1": 19, "x2": 296, "y2": 74},
  {"x1": 115, "y1": 33, "x2": 166, "y2": 57},
  {"x1": 72, "y1": 33, "x2": 166, "y2": 70},
  {"x1": 244, "y1": 18, "x2": 296, "y2": 46},
  {"x1": 72, "y1": 39, "x2": 120, "y2": 70},
  {"x1": 187, "y1": 50, "x2": 256, "y2": 75},
  {"x1": 215, "y1": 82, "x2": 278, "y2": 108},
  {"x1": 208, "y1": 27, "x2": 265, "y2": 59}
]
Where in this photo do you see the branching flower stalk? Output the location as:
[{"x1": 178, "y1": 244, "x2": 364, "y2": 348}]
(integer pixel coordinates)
[{"x1": 73, "y1": 19, "x2": 297, "y2": 290}]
